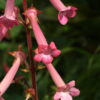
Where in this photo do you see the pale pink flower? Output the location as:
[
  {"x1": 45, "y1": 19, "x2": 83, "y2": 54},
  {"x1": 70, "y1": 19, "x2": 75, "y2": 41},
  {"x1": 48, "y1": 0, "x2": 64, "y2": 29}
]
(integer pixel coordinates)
[
  {"x1": 0, "y1": 0, "x2": 18, "y2": 40},
  {"x1": 0, "y1": 0, "x2": 18, "y2": 28},
  {"x1": 49, "y1": 0, "x2": 77, "y2": 25},
  {"x1": 0, "y1": 51, "x2": 26, "y2": 97},
  {"x1": 24, "y1": 8, "x2": 61, "y2": 64},
  {"x1": 54, "y1": 91, "x2": 72, "y2": 100},
  {"x1": 46, "y1": 64, "x2": 80, "y2": 100},
  {"x1": 54, "y1": 81, "x2": 80, "y2": 100},
  {"x1": 34, "y1": 42, "x2": 61, "y2": 64},
  {"x1": 0, "y1": 58, "x2": 20, "y2": 96}
]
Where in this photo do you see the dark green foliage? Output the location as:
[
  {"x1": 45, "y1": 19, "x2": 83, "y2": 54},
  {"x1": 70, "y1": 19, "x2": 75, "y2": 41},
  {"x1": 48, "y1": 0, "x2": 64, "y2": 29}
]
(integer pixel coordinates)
[{"x1": 0, "y1": 0, "x2": 100, "y2": 100}]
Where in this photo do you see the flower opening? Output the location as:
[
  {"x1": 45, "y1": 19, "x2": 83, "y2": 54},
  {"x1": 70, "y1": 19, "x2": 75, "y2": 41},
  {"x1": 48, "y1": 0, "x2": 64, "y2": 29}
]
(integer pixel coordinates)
[{"x1": 34, "y1": 42, "x2": 61, "y2": 64}]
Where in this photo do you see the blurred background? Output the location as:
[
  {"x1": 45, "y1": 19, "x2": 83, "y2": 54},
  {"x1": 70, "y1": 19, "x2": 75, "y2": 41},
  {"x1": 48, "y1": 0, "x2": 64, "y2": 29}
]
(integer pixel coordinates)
[{"x1": 0, "y1": 0, "x2": 100, "y2": 100}]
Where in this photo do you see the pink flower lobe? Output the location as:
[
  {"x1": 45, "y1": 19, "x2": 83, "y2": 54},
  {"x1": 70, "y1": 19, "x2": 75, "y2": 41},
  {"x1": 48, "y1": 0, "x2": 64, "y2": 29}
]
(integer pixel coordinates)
[
  {"x1": 0, "y1": 15, "x2": 18, "y2": 29},
  {"x1": 34, "y1": 42, "x2": 61, "y2": 64},
  {"x1": 0, "y1": 24, "x2": 8, "y2": 41},
  {"x1": 58, "y1": 6, "x2": 77, "y2": 25}
]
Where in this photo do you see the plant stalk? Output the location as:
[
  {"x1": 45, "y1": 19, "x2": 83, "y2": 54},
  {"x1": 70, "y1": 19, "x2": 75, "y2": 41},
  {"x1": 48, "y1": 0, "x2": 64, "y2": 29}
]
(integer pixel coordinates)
[{"x1": 23, "y1": 0, "x2": 38, "y2": 100}]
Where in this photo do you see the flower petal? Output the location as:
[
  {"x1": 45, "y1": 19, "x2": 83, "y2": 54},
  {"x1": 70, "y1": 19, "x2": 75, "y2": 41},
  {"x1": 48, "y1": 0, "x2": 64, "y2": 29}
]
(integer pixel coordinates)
[
  {"x1": 42, "y1": 55, "x2": 53, "y2": 64},
  {"x1": 0, "y1": 97, "x2": 5, "y2": 100},
  {"x1": 52, "y1": 49, "x2": 61, "y2": 57},
  {"x1": 61, "y1": 92, "x2": 72, "y2": 100},
  {"x1": 54, "y1": 92, "x2": 62, "y2": 100},
  {"x1": 65, "y1": 6, "x2": 77, "y2": 18},
  {"x1": 54, "y1": 92, "x2": 72, "y2": 100},
  {"x1": 49, "y1": 42, "x2": 57, "y2": 49},
  {"x1": 69, "y1": 87, "x2": 80, "y2": 96},
  {"x1": 34, "y1": 54, "x2": 42, "y2": 62},
  {"x1": 58, "y1": 12, "x2": 68, "y2": 25},
  {"x1": 66, "y1": 80, "x2": 75, "y2": 88},
  {"x1": 0, "y1": 24, "x2": 8, "y2": 41}
]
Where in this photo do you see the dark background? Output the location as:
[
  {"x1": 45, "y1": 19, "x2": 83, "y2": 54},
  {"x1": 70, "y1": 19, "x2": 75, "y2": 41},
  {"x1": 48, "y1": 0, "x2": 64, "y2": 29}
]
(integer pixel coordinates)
[{"x1": 0, "y1": 0, "x2": 100, "y2": 100}]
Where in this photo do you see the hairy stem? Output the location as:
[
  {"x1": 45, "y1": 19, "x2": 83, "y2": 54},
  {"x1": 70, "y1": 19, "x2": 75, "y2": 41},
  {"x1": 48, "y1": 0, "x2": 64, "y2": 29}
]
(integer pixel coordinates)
[
  {"x1": 23, "y1": 0, "x2": 38, "y2": 100},
  {"x1": 26, "y1": 28, "x2": 38, "y2": 100}
]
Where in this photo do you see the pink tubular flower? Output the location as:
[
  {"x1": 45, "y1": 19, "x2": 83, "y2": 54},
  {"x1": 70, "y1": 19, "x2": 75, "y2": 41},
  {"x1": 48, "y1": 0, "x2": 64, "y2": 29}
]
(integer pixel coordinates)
[
  {"x1": 34, "y1": 42, "x2": 61, "y2": 64},
  {"x1": 0, "y1": 0, "x2": 18, "y2": 40},
  {"x1": 46, "y1": 64, "x2": 80, "y2": 100},
  {"x1": 24, "y1": 8, "x2": 61, "y2": 64},
  {"x1": 0, "y1": 50, "x2": 26, "y2": 97},
  {"x1": 49, "y1": 0, "x2": 77, "y2": 25}
]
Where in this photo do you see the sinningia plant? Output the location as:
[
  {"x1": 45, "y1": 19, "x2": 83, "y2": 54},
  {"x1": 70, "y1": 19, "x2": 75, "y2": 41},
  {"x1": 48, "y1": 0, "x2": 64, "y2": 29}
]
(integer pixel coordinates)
[{"x1": 0, "y1": 0, "x2": 80, "y2": 100}]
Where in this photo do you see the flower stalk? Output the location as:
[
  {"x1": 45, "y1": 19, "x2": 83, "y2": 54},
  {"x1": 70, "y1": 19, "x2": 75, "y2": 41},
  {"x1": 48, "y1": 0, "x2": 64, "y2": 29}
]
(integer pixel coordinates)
[
  {"x1": 23, "y1": 1, "x2": 39, "y2": 100},
  {"x1": 26, "y1": 28, "x2": 39, "y2": 100}
]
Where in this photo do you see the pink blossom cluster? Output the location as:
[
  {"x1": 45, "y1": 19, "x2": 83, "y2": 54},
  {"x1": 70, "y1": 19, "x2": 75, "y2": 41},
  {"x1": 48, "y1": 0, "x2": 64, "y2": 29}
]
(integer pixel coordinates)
[
  {"x1": 24, "y1": 5, "x2": 79, "y2": 100},
  {"x1": 0, "y1": 0, "x2": 79, "y2": 100}
]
